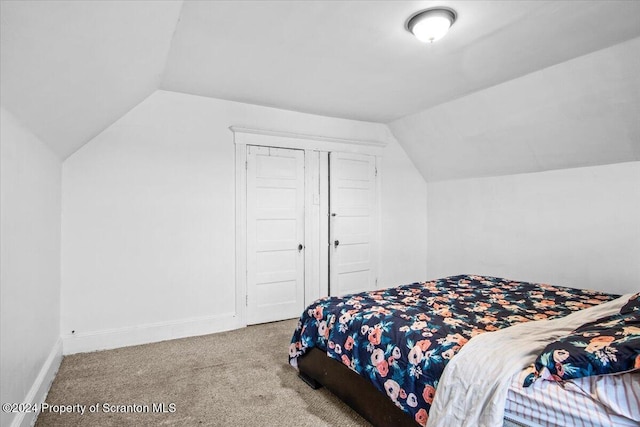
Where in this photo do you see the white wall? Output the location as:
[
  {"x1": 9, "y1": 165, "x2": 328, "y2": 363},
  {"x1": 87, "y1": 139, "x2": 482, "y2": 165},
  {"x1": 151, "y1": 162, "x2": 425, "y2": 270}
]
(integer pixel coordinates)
[
  {"x1": 61, "y1": 90, "x2": 427, "y2": 353},
  {"x1": 1, "y1": 107, "x2": 62, "y2": 427},
  {"x1": 426, "y1": 162, "x2": 640, "y2": 295},
  {"x1": 379, "y1": 133, "x2": 428, "y2": 287}
]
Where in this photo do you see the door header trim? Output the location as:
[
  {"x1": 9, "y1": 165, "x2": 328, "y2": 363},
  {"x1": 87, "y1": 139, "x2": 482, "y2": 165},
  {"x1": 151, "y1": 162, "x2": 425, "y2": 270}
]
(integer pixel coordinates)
[{"x1": 230, "y1": 126, "x2": 386, "y2": 155}]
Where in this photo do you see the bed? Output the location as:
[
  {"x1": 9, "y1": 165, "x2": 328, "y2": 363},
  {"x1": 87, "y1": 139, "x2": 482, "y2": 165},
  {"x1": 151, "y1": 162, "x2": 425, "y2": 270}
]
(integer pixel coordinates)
[{"x1": 288, "y1": 275, "x2": 640, "y2": 426}]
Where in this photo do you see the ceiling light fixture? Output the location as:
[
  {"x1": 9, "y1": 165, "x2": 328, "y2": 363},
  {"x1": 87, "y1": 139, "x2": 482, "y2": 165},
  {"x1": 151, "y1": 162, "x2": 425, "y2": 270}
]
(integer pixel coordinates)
[{"x1": 406, "y1": 7, "x2": 457, "y2": 43}]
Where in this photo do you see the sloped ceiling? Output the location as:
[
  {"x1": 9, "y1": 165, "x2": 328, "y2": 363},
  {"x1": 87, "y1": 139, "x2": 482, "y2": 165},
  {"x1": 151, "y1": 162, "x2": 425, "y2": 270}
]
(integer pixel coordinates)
[
  {"x1": 0, "y1": 0, "x2": 182, "y2": 158},
  {"x1": 162, "y1": 0, "x2": 640, "y2": 124},
  {"x1": 389, "y1": 37, "x2": 640, "y2": 181},
  {"x1": 1, "y1": 0, "x2": 639, "y2": 179}
]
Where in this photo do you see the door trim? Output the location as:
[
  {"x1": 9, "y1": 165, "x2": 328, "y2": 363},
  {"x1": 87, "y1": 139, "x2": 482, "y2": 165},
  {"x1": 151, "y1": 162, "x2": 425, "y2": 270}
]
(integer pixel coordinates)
[
  {"x1": 232, "y1": 127, "x2": 385, "y2": 328},
  {"x1": 231, "y1": 126, "x2": 386, "y2": 155}
]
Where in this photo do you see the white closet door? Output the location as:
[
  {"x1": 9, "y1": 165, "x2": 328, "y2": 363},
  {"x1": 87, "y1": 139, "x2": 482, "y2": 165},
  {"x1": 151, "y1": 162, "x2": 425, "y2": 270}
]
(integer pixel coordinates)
[
  {"x1": 329, "y1": 152, "x2": 377, "y2": 296},
  {"x1": 247, "y1": 146, "x2": 305, "y2": 324}
]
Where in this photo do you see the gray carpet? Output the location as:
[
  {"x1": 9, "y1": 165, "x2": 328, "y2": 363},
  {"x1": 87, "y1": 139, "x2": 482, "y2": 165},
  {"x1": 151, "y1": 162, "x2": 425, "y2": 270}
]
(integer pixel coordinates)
[{"x1": 36, "y1": 319, "x2": 369, "y2": 426}]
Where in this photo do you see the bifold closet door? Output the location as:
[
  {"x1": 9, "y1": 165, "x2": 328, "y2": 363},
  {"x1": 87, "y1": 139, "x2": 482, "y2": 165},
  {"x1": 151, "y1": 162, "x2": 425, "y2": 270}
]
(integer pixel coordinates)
[
  {"x1": 329, "y1": 152, "x2": 377, "y2": 296},
  {"x1": 246, "y1": 146, "x2": 305, "y2": 324}
]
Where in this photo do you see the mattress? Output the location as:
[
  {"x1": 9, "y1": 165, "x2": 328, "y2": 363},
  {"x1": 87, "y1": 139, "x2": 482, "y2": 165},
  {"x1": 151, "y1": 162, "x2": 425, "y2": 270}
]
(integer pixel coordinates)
[{"x1": 505, "y1": 370, "x2": 640, "y2": 427}]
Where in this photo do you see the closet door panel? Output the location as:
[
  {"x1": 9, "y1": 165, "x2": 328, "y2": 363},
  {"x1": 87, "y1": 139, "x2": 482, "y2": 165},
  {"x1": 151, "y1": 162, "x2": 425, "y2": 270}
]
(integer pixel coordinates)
[
  {"x1": 329, "y1": 152, "x2": 377, "y2": 296},
  {"x1": 247, "y1": 146, "x2": 305, "y2": 324}
]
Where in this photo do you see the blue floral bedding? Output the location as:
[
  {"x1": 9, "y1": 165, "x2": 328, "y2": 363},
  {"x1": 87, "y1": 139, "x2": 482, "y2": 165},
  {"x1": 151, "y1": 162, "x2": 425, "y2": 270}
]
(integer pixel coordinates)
[
  {"x1": 524, "y1": 293, "x2": 640, "y2": 386},
  {"x1": 289, "y1": 275, "x2": 616, "y2": 426}
]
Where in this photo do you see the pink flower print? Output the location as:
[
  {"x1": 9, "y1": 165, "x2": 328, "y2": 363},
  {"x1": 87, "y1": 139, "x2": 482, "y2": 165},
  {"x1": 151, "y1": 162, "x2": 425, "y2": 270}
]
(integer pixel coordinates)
[
  {"x1": 415, "y1": 408, "x2": 428, "y2": 426},
  {"x1": 552, "y1": 349, "x2": 570, "y2": 363},
  {"x1": 289, "y1": 343, "x2": 298, "y2": 358},
  {"x1": 442, "y1": 348, "x2": 455, "y2": 359},
  {"x1": 341, "y1": 354, "x2": 351, "y2": 366},
  {"x1": 411, "y1": 320, "x2": 427, "y2": 331},
  {"x1": 370, "y1": 348, "x2": 385, "y2": 366},
  {"x1": 408, "y1": 345, "x2": 423, "y2": 365},
  {"x1": 377, "y1": 360, "x2": 389, "y2": 377},
  {"x1": 406, "y1": 393, "x2": 418, "y2": 408},
  {"x1": 368, "y1": 325, "x2": 382, "y2": 345},
  {"x1": 422, "y1": 385, "x2": 436, "y2": 404},
  {"x1": 392, "y1": 346, "x2": 402, "y2": 359},
  {"x1": 344, "y1": 336, "x2": 354, "y2": 351},
  {"x1": 384, "y1": 379, "x2": 401, "y2": 401},
  {"x1": 313, "y1": 305, "x2": 323, "y2": 320},
  {"x1": 318, "y1": 321, "x2": 329, "y2": 338}
]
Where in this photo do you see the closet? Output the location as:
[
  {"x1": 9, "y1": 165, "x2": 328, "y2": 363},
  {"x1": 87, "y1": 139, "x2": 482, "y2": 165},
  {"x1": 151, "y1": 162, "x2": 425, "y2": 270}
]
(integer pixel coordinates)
[{"x1": 233, "y1": 127, "x2": 383, "y2": 325}]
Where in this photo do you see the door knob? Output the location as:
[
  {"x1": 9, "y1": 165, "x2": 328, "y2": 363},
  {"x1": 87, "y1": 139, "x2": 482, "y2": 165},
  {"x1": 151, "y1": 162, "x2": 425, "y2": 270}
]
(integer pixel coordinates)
[
  {"x1": 298, "y1": 244, "x2": 304, "y2": 251},
  {"x1": 334, "y1": 240, "x2": 340, "y2": 248}
]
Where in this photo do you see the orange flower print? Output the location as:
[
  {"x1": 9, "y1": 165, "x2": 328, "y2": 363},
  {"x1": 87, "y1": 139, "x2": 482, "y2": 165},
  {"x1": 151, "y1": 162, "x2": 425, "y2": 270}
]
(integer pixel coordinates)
[
  {"x1": 635, "y1": 354, "x2": 640, "y2": 369},
  {"x1": 344, "y1": 336, "x2": 354, "y2": 351},
  {"x1": 415, "y1": 408, "x2": 429, "y2": 426},
  {"x1": 368, "y1": 325, "x2": 382, "y2": 345},
  {"x1": 470, "y1": 328, "x2": 485, "y2": 337},
  {"x1": 417, "y1": 339, "x2": 432, "y2": 351},
  {"x1": 399, "y1": 388, "x2": 407, "y2": 399},
  {"x1": 586, "y1": 335, "x2": 614, "y2": 353},
  {"x1": 422, "y1": 384, "x2": 436, "y2": 404},
  {"x1": 377, "y1": 360, "x2": 389, "y2": 377}
]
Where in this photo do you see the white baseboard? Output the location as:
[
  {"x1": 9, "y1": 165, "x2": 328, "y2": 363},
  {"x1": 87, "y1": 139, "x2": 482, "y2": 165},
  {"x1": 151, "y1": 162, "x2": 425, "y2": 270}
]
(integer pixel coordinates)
[
  {"x1": 10, "y1": 338, "x2": 63, "y2": 427},
  {"x1": 62, "y1": 312, "x2": 242, "y2": 355}
]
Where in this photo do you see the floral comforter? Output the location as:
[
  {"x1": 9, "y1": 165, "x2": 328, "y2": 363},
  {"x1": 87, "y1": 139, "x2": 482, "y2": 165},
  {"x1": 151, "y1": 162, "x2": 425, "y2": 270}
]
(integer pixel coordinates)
[{"x1": 288, "y1": 275, "x2": 616, "y2": 426}]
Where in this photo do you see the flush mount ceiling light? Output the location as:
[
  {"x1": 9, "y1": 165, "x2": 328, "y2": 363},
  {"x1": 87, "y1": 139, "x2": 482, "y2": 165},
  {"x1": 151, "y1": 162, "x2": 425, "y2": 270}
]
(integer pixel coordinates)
[{"x1": 406, "y1": 7, "x2": 457, "y2": 43}]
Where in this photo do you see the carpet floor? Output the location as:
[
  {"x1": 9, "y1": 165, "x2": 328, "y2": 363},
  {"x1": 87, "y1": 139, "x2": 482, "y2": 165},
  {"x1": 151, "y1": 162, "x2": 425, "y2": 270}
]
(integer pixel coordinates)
[{"x1": 36, "y1": 319, "x2": 369, "y2": 426}]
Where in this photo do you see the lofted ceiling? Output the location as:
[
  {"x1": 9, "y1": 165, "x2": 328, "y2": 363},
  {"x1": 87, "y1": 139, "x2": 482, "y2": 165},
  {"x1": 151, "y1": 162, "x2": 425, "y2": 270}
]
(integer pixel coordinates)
[
  {"x1": 162, "y1": 0, "x2": 640, "y2": 123},
  {"x1": 1, "y1": 0, "x2": 639, "y2": 178},
  {"x1": 0, "y1": 0, "x2": 182, "y2": 158}
]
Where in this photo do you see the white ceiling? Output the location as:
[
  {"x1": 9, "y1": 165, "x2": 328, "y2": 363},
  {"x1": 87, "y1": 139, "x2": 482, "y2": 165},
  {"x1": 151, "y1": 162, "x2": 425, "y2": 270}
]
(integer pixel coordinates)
[
  {"x1": 162, "y1": 0, "x2": 640, "y2": 123},
  {"x1": 0, "y1": 0, "x2": 182, "y2": 158},
  {"x1": 1, "y1": 0, "x2": 639, "y2": 172},
  {"x1": 390, "y1": 37, "x2": 640, "y2": 181}
]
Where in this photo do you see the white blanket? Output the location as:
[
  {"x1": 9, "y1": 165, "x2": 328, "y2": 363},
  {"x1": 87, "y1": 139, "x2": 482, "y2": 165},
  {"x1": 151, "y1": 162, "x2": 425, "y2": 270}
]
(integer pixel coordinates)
[{"x1": 426, "y1": 294, "x2": 633, "y2": 427}]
